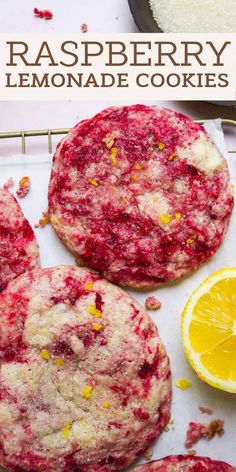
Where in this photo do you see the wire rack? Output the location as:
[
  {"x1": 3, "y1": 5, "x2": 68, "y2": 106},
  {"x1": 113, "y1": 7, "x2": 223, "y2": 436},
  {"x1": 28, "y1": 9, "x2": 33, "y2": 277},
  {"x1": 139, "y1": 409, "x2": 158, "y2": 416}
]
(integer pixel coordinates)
[{"x1": 0, "y1": 119, "x2": 235, "y2": 155}]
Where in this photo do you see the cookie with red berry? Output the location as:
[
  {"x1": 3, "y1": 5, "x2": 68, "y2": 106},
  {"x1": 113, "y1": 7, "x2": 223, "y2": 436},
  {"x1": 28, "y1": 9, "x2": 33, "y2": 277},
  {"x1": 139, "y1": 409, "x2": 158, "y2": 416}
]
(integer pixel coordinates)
[
  {"x1": 132, "y1": 455, "x2": 235, "y2": 471},
  {"x1": 0, "y1": 265, "x2": 171, "y2": 471},
  {"x1": 48, "y1": 105, "x2": 233, "y2": 288},
  {"x1": 0, "y1": 188, "x2": 39, "y2": 291}
]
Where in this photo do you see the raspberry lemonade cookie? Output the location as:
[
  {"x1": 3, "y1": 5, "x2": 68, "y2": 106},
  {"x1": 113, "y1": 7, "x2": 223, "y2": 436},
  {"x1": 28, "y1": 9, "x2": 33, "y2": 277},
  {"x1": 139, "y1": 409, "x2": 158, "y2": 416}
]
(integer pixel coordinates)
[
  {"x1": 0, "y1": 188, "x2": 39, "y2": 291},
  {"x1": 48, "y1": 105, "x2": 233, "y2": 288},
  {"x1": 0, "y1": 266, "x2": 171, "y2": 472},
  {"x1": 132, "y1": 455, "x2": 236, "y2": 471}
]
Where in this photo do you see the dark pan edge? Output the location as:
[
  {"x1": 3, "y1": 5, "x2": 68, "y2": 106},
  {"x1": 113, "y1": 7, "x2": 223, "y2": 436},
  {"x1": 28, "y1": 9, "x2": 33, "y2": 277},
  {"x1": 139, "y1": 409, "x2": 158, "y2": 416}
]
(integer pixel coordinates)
[{"x1": 128, "y1": 0, "x2": 162, "y2": 32}]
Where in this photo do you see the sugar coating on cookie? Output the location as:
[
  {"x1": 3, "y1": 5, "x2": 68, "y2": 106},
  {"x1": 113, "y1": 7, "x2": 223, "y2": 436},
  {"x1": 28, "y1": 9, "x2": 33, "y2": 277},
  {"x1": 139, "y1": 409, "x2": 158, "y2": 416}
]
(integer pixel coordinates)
[
  {"x1": 0, "y1": 266, "x2": 171, "y2": 472},
  {"x1": 0, "y1": 188, "x2": 39, "y2": 291},
  {"x1": 48, "y1": 105, "x2": 233, "y2": 288},
  {"x1": 132, "y1": 455, "x2": 236, "y2": 471}
]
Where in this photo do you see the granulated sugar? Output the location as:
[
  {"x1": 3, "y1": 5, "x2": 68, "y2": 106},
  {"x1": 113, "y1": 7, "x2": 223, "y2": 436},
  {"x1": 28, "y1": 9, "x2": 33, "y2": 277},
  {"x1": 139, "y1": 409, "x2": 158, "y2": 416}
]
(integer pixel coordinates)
[{"x1": 149, "y1": 0, "x2": 236, "y2": 32}]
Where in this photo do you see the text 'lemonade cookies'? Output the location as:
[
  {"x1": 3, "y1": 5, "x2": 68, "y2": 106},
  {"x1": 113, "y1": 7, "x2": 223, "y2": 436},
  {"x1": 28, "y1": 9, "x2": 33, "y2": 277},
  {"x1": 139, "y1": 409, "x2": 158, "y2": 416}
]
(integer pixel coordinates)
[
  {"x1": 0, "y1": 188, "x2": 39, "y2": 292},
  {"x1": 0, "y1": 266, "x2": 171, "y2": 472},
  {"x1": 48, "y1": 105, "x2": 233, "y2": 288},
  {"x1": 132, "y1": 455, "x2": 236, "y2": 471}
]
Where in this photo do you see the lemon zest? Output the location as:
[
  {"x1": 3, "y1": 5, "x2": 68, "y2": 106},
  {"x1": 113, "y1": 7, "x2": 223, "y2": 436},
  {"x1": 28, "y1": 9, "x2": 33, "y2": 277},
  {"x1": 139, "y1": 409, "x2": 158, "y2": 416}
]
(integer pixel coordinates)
[
  {"x1": 62, "y1": 422, "x2": 71, "y2": 439},
  {"x1": 187, "y1": 235, "x2": 197, "y2": 245},
  {"x1": 54, "y1": 358, "x2": 64, "y2": 367},
  {"x1": 102, "y1": 402, "x2": 111, "y2": 409},
  {"x1": 85, "y1": 281, "x2": 94, "y2": 291},
  {"x1": 134, "y1": 164, "x2": 142, "y2": 171},
  {"x1": 88, "y1": 178, "x2": 99, "y2": 187},
  {"x1": 38, "y1": 214, "x2": 50, "y2": 226},
  {"x1": 159, "y1": 214, "x2": 171, "y2": 225},
  {"x1": 87, "y1": 304, "x2": 102, "y2": 318},
  {"x1": 175, "y1": 213, "x2": 182, "y2": 221},
  {"x1": 110, "y1": 147, "x2": 118, "y2": 166},
  {"x1": 132, "y1": 174, "x2": 139, "y2": 182},
  {"x1": 82, "y1": 386, "x2": 93, "y2": 399},
  {"x1": 91, "y1": 323, "x2": 103, "y2": 331},
  {"x1": 40, "y1": 349, "x2": 50, "y2": 361}
]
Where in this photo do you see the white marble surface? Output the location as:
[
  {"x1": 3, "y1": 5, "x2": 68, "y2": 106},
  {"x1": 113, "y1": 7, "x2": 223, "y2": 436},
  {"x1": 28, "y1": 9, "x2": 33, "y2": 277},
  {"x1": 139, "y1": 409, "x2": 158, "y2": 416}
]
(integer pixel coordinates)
[{"x1": 0, "y1": 0, "x2": 138, "y2": 33}]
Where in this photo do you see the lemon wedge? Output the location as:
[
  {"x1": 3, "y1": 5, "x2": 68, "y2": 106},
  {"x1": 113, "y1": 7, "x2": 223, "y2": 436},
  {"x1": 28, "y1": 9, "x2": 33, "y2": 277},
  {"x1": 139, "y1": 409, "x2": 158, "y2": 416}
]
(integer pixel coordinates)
[{"x1": 181, "y1": 268, "x2": 236, "y2": 393}]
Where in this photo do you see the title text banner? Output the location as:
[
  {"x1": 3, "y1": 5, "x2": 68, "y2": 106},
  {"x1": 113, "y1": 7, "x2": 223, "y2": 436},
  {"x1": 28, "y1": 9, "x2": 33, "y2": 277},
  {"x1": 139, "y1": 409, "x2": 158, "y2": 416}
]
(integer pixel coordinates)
[{"x1": 0, "y1": 33, "x2": 235, "y2": 100}]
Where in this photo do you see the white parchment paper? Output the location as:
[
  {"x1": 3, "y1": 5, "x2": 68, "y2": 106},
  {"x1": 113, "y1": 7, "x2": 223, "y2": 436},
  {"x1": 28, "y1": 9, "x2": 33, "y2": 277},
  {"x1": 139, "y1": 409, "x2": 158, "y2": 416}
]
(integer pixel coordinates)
[{"x1": 0, "y1": 120, "x2": 236, "y2": 467}]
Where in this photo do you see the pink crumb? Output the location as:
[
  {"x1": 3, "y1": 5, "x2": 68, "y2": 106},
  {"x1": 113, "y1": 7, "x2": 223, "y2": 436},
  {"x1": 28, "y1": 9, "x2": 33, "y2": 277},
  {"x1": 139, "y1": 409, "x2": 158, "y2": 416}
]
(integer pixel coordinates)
[
  {"x1": 16, "y1": 176, "x2": 31, "y2": 198},
  {"x1": 34, "y1": 8, "x2": 53, "y2": 20},
  {"x1": 81, "y1": 23, "x2": 88, "y2": 33},
  {"x1": 145, "y1": 296, "x2": 161, "y2": 310},
  {"x1": 187, "y1": 449, "x2": 196, "y2": 456},
  {"x1": 199, "y1": 406, "x2": 213, "y2": 415},
  {"x1": 3, "y1": 177, "x2": 14, "y2": 190},
  {"x1": 185, "y1": 419, "x2": 224, "y2": 448}
]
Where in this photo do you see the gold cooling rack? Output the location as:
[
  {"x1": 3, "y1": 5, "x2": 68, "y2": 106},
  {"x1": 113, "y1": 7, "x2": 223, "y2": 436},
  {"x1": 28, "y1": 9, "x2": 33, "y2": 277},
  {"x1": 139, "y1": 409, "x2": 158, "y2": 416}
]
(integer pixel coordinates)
[{"x1": 0, "y1": 119, "x2": 235, "y2": 154}]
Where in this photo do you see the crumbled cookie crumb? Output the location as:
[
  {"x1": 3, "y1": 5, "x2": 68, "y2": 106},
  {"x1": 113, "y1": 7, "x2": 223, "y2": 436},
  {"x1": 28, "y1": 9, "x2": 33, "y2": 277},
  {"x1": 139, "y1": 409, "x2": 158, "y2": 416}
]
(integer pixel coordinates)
[
  {"x1": 81, "y1": 23, "x2": 88, "y2": 33},
  {"x1": 145, "y1": 296, "x2": 161, "y2": 310},
  {"x1": 185, "y1": 419, "x2": 224, "y2": 448},
  {"x1": 3, "y1": 177, "x2": 14, "y2": 190},
  {"x1": 16, "y1": 176, "x2": 31, "y2": 198},
  {"x1": 199, "y1": 406, "x2": 213, "y2": 415},
  {"x1": 208, "y1": 419, "x2": 224, "y2": 439},
  {"x1": 187, "y1": 449, "x2": 196, "y2": 456},
  {"x1": 75, "y1": 256, "x2": 88, "y2": 267}
]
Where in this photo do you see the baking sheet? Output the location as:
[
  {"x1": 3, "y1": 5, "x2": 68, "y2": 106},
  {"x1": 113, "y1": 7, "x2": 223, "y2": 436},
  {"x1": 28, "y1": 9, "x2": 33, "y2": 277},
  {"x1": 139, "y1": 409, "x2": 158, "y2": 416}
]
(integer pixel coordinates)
[{"x1": 0, "y1": 120, "x2": 236, "y2": 468}]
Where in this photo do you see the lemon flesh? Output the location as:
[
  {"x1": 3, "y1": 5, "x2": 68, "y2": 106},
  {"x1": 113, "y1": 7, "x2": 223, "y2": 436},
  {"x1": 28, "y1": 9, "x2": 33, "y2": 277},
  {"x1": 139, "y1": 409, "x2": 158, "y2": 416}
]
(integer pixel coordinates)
[{"x1": 182, "y1": 268, "x2": 236, "y2": 393}]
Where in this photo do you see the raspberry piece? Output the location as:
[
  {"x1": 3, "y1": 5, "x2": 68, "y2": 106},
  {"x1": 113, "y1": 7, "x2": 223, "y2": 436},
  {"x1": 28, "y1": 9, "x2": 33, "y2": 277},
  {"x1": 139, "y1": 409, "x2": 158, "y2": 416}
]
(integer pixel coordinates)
[{"x1": 34, "y1": 8, "x2": 53, "y2": 20}]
